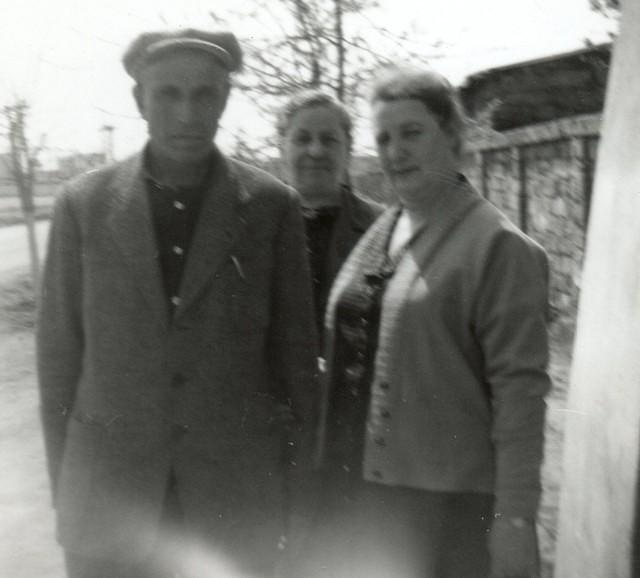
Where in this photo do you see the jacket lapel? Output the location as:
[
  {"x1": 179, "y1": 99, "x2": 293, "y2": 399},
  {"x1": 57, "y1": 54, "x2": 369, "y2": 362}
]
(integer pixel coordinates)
[
  {"x1": 328, "y1": 189, "x2": 372, "y2": 280},
  {"x1": 107, "y1": 154, "x2": 169, "y2": 327},
  {"x1": 175, "y1": 156, "x2": 249, "y2": 320}
]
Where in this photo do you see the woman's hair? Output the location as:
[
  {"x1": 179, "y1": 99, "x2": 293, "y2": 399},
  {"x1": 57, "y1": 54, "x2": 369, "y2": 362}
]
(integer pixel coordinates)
[
  {"x1": 276, "y1": 89, "x2": 353, "y2": 145},
  {"x1": 369, "y1": 65, "x2": 467, "y2": 155}
]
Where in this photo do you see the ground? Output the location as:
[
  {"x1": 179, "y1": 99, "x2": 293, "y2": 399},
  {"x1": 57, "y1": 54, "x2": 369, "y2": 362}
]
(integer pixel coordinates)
[
  {"x1": 0, "y1": 269, "x2": 573, "y2": 577},
  {"x1": 0, "y1": 272, "x2": 64, "y2": 577}
]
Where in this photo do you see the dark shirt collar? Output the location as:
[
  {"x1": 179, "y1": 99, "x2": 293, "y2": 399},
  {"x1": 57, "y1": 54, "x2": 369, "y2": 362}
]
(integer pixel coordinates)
[{"x1": 142, "y1": 144, "x2": 218, "y2": 193}]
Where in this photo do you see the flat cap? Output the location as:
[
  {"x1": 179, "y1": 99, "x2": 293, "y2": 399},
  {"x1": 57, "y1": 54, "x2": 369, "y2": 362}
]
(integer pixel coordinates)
[{"x1": 123, "y1": 28, "x2": 243, "y2": 79}]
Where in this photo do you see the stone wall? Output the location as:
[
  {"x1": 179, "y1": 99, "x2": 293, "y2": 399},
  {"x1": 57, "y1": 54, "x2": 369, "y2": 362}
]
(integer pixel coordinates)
[{"x1": 465, "y1": 113, "x2": 601, "y2": 328}]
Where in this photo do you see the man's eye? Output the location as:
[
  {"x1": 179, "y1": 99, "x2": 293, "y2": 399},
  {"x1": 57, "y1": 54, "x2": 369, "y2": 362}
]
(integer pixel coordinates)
[
  {"x1": 195, "y1": 88, "x2": 219, "y2": 102},
  {"x1": 157, "y1": 87, "x2": 179, "y2": 100}
]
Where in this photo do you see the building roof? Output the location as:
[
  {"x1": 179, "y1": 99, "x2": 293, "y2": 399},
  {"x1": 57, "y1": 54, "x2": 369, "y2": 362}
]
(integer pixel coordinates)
[{"x1": 460, "y1": 42, "x2": 612, "y2": 131}]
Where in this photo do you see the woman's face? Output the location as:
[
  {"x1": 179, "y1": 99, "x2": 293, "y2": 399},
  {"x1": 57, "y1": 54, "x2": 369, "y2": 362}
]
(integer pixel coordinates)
[
  {"x1": 281, "y1": 105, "x2": 350, "y2": 205},
  {"x1": 372, "y1": 98, "x2": 458, "y2": 203}
]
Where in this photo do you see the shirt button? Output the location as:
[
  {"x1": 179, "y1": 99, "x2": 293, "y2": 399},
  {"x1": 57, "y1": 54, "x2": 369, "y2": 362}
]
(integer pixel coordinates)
[
  {"x1": 174, "y1": 200, "x2": 186, "y2": 210},
  {"x1": 172, "y1": 245, "x2": 184, "y2": 256},
  {"x1": 172, "y1": 373, "x2": 187, "y2": 388},
  {"x1": 171, "y1": 296, "x2": 181, "y2": 307}
]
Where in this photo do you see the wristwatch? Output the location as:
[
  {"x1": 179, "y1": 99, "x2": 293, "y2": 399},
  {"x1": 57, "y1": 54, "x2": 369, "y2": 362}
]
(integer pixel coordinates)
[
  {"x1": 507, "y1": 517, "x2": 533, "y2": 529},
  {"x1": 494, "y1": 513, "x2": 534, "y2": 529}
]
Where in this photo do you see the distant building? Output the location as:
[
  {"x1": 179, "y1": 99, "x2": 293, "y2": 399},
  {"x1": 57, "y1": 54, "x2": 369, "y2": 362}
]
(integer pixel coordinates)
[
  {"x1": 0, "y1": 154, "x2": 13, "y2": 184},
  {"x1": 459, "y1": 42, "x2": 613, "y2": 328},
  {"x1": 459, "y1": 42, "x2": 611, "y2": 131},
  {"x1": 57, "y1": 152, "x2": 108, "y2": 181}
]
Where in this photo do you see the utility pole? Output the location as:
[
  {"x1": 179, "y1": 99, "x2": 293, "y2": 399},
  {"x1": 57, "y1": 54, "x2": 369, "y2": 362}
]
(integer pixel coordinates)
[
  {"x1": 3, "y1": 100, "x2": 42, "y2": 293},
  {"x1": 100, "y1": 124, "x2": 115, "y2": 163}
]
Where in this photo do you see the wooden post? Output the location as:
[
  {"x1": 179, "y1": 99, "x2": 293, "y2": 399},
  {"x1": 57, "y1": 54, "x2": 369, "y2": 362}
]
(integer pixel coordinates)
[
  {"x1": 554, "y1": 2, "x2": 640, "y2": 577},
  {"x1": 514, "y1": 145, "x2": 527, "y2": 234}
]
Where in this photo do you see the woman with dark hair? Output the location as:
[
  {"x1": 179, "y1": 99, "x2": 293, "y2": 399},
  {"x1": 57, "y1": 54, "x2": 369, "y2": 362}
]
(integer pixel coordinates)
[
  {"x1": 277, "y1": 90, "x2": 383, "y2": 333},
  {"x1": 310, "y1": 66, "x2": 550, "y2": 577}
]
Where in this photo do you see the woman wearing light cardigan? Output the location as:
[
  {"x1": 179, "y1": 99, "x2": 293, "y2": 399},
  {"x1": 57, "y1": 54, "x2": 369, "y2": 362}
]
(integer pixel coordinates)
[{"x1": 311, "y1": 66, "x2": 550, "y2": 578}]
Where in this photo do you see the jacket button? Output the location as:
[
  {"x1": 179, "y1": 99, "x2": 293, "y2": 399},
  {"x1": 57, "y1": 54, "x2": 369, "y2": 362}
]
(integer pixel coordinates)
[
  {"x1": 380, "y1": 382, "x2": 390, "y2": 391},
  {"x1": 344, "y1": 364, "x2": 365, "y2": 383},
  {"x1": 374, "y1": 437, "x2": 386, "y2": 447},
  {"x1": 173, "y1": 423, "x2": 190, "y2": 437},
  {"x1": 381, "y1": 409, "x2": 391, "y2": 419},
  {"x1": 372, "y1": 469, "x2": 383, "y2": 479},
  {"x1": 172, "y1": 373, "x2": 187, "y2": 388}
]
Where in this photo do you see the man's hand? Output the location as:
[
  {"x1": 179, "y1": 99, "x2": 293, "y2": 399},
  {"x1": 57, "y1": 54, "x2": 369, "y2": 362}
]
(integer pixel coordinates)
[{"x1": 489, "y1": 516, "x2": 540, "y2": 578}]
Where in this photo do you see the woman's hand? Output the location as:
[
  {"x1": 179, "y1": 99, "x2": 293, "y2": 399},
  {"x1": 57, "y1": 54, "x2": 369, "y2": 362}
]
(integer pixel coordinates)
[{"x1": 489, "y1": 517, "x2": 540, "y2": 578}]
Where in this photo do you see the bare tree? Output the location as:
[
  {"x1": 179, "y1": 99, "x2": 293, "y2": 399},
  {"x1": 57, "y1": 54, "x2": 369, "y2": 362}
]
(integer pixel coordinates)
[
  {"x1": 3, "y1": 100, "x2": 43, "y2": 292},
  {"x1": 212, "y1": 0, "x2": 443, "y2": 159},
  {"x1": 213, "y1": 0, "x2": 440, "y2": 107},
  {"x1": 589, "y1": 0, "x2": 620, "y2": 19}
]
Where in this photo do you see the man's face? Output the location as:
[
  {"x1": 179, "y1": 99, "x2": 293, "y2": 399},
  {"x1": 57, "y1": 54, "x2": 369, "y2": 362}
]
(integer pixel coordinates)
[{"x1": 134, "y1": 50, "x2": 230, "y2": 165}]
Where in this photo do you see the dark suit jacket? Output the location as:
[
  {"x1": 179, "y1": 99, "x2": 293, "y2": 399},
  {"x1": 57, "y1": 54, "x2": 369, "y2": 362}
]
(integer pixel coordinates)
[{"x1": 36, "y1": 150, "x2": 318, "y2": 563}]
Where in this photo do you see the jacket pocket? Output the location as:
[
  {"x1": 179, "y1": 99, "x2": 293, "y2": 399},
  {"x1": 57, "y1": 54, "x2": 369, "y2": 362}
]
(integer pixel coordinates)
[{"x1": 56, "y1": 417, "x2": 106, "y2": 544}]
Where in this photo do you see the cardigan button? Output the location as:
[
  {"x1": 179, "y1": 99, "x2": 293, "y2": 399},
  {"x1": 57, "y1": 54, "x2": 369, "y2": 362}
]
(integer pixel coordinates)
[{"x1": 344, "y1": 363, "x2": 365, "y2": 383}]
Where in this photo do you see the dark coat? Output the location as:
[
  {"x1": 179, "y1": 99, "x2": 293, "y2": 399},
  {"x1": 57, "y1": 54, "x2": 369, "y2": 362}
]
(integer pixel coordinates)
[
  {"x1": 312, "y1": 188, "x2": 384, "y2": 330},
  {"x1": 325, "y1": 188, "x2": 384, "y2": 286},
  {"x1": 36, "y1": 151, "x2": 318, "y2": 565}
]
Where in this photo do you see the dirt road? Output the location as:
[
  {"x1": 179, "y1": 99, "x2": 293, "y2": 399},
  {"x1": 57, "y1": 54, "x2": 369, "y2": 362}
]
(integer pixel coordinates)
[
  {"x1": 0, "y1": 270, "x2": 64, "y2": 577},
  {"x1": 0, "y1": 221, "x2": 50, "y2": 277}
]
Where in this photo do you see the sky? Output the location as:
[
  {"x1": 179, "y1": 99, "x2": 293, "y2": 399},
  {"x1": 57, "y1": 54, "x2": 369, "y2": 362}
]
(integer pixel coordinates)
[{"x1": 0, "y1": 0, "x2": 616, "y2": 166}]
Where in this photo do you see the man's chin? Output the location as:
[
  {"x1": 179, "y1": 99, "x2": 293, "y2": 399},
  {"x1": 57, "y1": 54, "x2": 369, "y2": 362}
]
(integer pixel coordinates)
[{"x1": 161, "y1": 147, "x2": 213, "y2": 165}]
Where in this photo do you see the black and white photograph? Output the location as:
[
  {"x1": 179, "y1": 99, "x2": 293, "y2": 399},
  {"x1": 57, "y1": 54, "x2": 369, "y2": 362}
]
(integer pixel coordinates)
[{"x1": 0, "y1": 1, "x2": 635, "y2": 577}]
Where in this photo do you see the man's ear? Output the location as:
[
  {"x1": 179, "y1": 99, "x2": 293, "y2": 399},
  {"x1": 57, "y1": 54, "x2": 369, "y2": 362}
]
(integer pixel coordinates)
[
  {"x1": 133, "y1": 84, "x2": 146, "y2": 119},
  {"x1": 218, "y1": 81, "x2": 232, "y2": 117}
]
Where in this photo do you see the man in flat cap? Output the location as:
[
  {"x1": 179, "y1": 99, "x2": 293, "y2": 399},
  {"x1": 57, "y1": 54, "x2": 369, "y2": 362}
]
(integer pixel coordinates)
[{"x1": 37, "y1": 28, "x2": 317, "y2": 577}]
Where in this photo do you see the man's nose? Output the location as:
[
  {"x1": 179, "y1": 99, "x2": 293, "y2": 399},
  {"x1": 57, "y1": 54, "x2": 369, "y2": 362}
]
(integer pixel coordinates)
[{"x1": 175, "y1": 98, "x2": 198, "y2": 124}]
